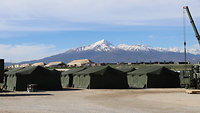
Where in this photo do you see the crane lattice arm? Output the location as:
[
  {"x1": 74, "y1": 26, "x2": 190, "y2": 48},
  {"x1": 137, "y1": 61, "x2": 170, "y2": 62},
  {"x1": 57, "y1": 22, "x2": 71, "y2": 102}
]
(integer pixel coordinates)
[{"x1": 183, "y1": 6, "x2": 200, "y2": 45}]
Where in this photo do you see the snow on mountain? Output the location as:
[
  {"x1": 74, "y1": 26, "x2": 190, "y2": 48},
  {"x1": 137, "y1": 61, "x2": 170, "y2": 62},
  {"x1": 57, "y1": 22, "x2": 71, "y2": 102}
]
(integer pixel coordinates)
[
  {"x1": 117, "y1": 44, "x2": 155, "y2": 51},
  {"x1": 69, "y1": 39, "x2": 200, "y2": 55},
  {"x1": 186, "y1": 48, "x2": 200, "y2": 55},
  {"x1": 71, "y1": 39, "x2": 115, "y2": 52}
]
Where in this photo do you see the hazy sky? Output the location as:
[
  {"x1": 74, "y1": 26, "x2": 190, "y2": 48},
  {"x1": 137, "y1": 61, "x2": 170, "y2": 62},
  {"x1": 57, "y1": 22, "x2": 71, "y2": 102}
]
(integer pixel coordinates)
[{"x1": 1, "y1": 0, "x2": 200, "y2": 62}]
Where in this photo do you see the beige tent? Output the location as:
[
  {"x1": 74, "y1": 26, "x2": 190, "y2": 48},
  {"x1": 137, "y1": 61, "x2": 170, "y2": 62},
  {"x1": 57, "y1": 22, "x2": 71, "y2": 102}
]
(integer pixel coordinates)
[
  {"x1": 45, "y1": 61, "x2": 66, "y2": 67},
  {"x1": 67, "y1": 59, "x2": 94, "y2": 67},
  {"x1": 32, "y1": 62, "x2": 46, "y2": 66},
  {"x1": 20, "y1": 63, "x2": 31, "y2": 68}
]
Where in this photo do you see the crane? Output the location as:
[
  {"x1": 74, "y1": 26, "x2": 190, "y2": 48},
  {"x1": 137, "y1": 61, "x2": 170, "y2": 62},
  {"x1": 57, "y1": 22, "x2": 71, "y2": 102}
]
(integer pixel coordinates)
[
  {"x1": 181, "y1": 6, "x2": 200, "y2": 89},
  {"x1": 183, "y1": 6, "x2": 200, "y2": 45}
]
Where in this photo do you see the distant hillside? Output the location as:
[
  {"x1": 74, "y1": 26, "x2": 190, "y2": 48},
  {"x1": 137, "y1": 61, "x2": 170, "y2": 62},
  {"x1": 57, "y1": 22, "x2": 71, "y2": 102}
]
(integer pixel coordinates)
[{"x1": 5, "y1": 39, "x2": 200, "y2": 66}]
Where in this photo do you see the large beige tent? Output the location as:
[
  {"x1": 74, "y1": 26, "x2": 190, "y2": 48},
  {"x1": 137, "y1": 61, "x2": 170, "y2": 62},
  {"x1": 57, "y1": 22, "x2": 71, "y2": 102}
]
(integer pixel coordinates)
[
  {"x1": 32, "y1": 62, "x2": 46, "y2": 66},
  {"x1": 20, "y1": 63, "x2": 31, "y2": 68},
  {"x1": 45, "y1": 61, "x2": 66, "y2": 67},
  {"x1": 67, "y1": 59, "x2": 94, "y2": 67}
]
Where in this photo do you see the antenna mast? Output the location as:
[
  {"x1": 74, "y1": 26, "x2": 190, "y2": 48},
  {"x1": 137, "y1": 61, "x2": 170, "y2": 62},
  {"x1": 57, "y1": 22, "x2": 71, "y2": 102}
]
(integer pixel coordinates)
[{"x1": 183, "y1": 7, "x2": 187, "y2": 70}]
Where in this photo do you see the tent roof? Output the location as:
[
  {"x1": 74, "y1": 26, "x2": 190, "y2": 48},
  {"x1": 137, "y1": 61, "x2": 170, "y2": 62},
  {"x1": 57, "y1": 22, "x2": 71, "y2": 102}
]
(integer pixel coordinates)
[
  {"x1": 61, "y1": 67, "x2": 86, "y2": 75},
  {"x1": 67, "y1": 59, "x2": 94, "y2": 65},
  {"x1": 5, "y1": 67, "x2": 25, "y2": 74},
  {"x1": 14, "y1": 66, "x2": 51, "y2": 75},
  {"x1": 75, "y1": 66, "x2": 125, "y2": 75},
  {"x1": 128, "y1": 66, "x2": 175, "y2": 75},
  {"x1": 49, "y1": 69, "x2": 60, "y2": 72},
  {"x1": 32, "y1": 62, "x2": 46, "y2": 66},
  {"x1": 117, "y1": 67, "x2": 136, "y2": 72},
  {"x1": 45, "y1": 61, "x2": 65, "y2": 67}
]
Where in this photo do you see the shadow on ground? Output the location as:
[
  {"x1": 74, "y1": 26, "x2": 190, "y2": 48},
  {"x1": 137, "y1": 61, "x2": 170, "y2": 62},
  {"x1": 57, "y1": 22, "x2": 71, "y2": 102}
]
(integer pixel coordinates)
[
  {"x1": 0, "y1": 93, "x2": 53, "y2": 97},
  {"x1": 62, "y1": 87, "x2": 83, "y2": 91}
]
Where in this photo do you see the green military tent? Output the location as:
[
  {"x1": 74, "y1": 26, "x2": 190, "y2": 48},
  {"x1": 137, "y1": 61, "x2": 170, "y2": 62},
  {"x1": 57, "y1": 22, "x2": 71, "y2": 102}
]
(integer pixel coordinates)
[
  {"x1": 4, "y1": 66, "x2": 62, "y2": 91},
  {"x1": 2, "y1": 67, "x2": 25, "y2": 89},
  {"x1": 127, "y1": 66, "x2": 180, "y2": 88},
  {"x1": 61, "y1": 67, "x2": 86, "y2": 88},
  {"x1": 4, "y1": 69, "x2": 9, "y2": 72},
  {"x1": 117, "y1": 67, "x2": 136, "y2": 73},
  {"x1": 5, "y1": 67, "x2": 25, "y2": 73},
  {"x1": 73, "y1": 66, "x2": 129, "y2": 89}
]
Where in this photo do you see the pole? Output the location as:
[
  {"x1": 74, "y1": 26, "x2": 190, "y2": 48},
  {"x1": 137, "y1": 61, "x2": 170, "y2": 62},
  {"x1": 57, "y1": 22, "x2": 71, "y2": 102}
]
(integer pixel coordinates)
[{"x1": 183, "y1": 7, "x2": 187, "y2": 71}]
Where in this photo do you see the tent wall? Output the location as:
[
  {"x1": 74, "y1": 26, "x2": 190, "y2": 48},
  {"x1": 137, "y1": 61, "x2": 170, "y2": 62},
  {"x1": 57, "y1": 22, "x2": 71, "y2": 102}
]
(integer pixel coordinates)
[
  {"x1": 73, "y1": 66, "x2": 129, "y2": 89},
  {"x1": 128, "y1": 73, "x2": 180, "y2": 88},
  {"x1": 146, "y1": 75, "x2": 158, "y2": 88},
  {"x1": 49, "y1": 74, "x2": 62, "y2": 90},
  {"x1": 90, "y1": 74, "x2": 103, "y2": 89},
  {"x1": 16, "y1": 75, "x2": 29, "y2": 91},
  {"x1": 127, "y1": 74, "x2": 147, "y2": 88},
  {"x1": 73, "y1": 74, "x2": 90, "y2": 88},
  {"x1": 61, "y1": 75, "x2": 69, "y2": 87},
  {"x1": 115, "y1": 73, "x2": 129, "y2": 88},
  {"x1": 73, "y1": 75, "x2": 79, "y2": 88},
  {"x1": 0, "y1": 59, "x2": 4, "y2": 82},
  {"x1": 127, "y1": 67, "x2": 180, "y2": 88},
  {"x1": 6, "y1": 74, "x2": 17, "y2": 91},
  {"x1": 147, "y1": 74, "x2": 180, "y2": 88},
  {"x1": 97, "y1": 73, "x2": 128, "y2": 89},
  {"x1": 61, "y1": 68, "x2": 86, "y2": 88},
  {"x1": 5, "y1": 72, "x2": 62, "y2": 91},
  {"x1": 73, "y1": 73, "x2": 128, "y2": 89},
  {"x1": 61, "y1": 74, "x2": 73, "y2": 88},
  {"x1": 138, "y1": 75, "x2": 148, "y2": 88}
]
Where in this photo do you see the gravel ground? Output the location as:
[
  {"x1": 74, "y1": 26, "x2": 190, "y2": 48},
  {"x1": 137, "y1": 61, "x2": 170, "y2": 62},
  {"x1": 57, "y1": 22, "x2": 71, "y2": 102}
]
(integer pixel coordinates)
[{"x1": 0, "y1": 88, "x2": 200, "y2": 113}]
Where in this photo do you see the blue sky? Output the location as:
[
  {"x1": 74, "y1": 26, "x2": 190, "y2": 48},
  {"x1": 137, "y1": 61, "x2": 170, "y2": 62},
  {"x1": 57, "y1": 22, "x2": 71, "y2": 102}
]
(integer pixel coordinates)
[{"x1": 1, "y1": 0, "x2": 200, "y2": 62}]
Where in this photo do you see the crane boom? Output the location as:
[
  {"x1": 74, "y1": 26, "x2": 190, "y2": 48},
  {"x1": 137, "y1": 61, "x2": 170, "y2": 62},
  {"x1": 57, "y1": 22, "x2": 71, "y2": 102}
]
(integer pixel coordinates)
[{"x1": 183, "y1": 6, "x2": 200, "y2": 45}]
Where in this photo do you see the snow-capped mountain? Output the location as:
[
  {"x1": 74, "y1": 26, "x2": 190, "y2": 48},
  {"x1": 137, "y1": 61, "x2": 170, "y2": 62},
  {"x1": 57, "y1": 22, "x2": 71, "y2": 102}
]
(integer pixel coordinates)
[
  {"x1": 71, "y1": 39, "x2": 115, "y2": 52},
  {"x1": 69, "y1": 39, "x2": 200, "y2": 55},
  {"x1": 17, "y1": 39, "x2": 200, "y2": 65}
]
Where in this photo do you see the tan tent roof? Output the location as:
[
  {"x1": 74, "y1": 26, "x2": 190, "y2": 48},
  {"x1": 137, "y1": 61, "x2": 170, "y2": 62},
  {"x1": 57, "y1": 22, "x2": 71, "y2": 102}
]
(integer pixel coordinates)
[
  {"x1": 67, "y1": 59, "x2": 94, "y2": 66},
  {"x1": 20, "y1": 63, "x2": 31, "y2": 68},
  {"x1": 45, "y1": 61, "x2": 65, "y2": 67},
  {"x1": 32, "y1": 62, "x2": 46, "y2": 66}
]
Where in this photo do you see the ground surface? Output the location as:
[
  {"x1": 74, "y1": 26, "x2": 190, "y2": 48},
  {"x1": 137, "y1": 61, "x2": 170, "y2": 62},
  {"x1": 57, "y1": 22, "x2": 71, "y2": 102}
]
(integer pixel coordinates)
[{"x1": 0, "y1": 88, "x2": 200, "y2": 113}]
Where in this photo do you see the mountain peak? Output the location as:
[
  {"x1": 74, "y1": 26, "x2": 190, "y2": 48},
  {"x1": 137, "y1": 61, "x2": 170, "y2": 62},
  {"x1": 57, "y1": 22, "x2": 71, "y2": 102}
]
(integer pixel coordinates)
[
  {"x1": 68, "y1": 39, "x2": 200, "y2": 55},
  {"x1": 95, "y1": 39, "x2": 106, "y2": 44},
  {"x1": 93, "y1": 39, "x2": 113, "y2": 47},
  {"x1": 70, "y1": 39, "x2": 115, "y2": 52},
  {"x1": 20, "y1": 39, "x2": 200, "y2": 65}
]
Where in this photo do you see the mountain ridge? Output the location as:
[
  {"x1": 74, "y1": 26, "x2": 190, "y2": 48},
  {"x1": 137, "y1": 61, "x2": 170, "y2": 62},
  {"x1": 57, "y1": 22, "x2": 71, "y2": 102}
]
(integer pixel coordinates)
[
  {"x1": 5, "y1": 39, "x2": 200, "y2": 66},
  {"x1": 67, "y1": 39, "x2": 200, "y2": 55}
]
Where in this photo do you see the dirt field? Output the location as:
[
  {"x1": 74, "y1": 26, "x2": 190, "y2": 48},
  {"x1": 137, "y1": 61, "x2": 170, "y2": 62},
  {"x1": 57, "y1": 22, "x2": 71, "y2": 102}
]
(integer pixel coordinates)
[{"x1": 0, "y1": 88, "x2": 200, "y2": 113}]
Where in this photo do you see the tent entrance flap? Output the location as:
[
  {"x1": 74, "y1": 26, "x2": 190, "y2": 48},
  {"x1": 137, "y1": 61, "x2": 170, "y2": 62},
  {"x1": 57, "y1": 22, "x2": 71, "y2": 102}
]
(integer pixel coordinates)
[{"x1": 129, "y1": 74, "x2": 147, "y2": 88}]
